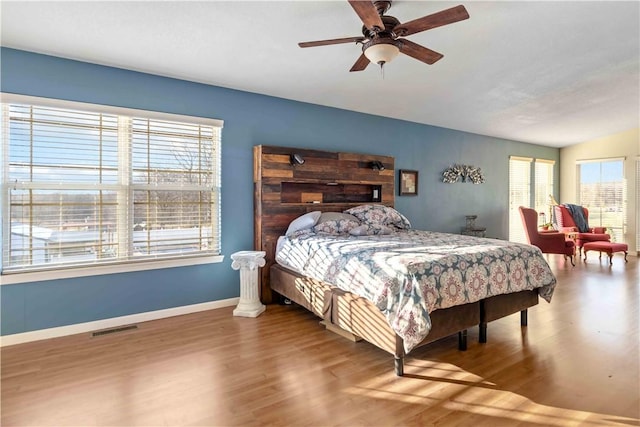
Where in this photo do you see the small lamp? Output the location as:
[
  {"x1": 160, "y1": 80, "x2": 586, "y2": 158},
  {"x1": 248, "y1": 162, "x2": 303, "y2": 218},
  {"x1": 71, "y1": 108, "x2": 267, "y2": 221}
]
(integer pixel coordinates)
[
  {"x1": 370, "y1": 160, "x2": 385, "y2": 171},
  {"x1": 290, "y1": 153, "x2": 305, "y2": 166}
]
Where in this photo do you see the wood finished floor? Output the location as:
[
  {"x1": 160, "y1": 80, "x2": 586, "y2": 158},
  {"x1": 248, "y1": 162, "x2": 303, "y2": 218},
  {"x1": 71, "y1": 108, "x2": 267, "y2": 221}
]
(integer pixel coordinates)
[{"x1": 1, "y1": 254, "x2": 638, "y2": 427}]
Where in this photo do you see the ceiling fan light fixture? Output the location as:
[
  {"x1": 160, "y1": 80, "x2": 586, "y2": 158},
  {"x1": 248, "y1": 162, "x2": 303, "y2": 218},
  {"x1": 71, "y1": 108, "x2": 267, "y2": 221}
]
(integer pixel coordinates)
[{"x1": 364, "y1": 42, "x2": 400, "y2": 65}]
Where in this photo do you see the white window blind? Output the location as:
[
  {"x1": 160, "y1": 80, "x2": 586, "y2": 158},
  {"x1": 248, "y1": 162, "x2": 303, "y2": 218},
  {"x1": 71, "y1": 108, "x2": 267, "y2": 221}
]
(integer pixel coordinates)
[
  {"x1": 509, "y1": 156, "x2": 532, "y2": 243},
  {"x1": 1, "y1": 97, "x2": 222, "y2": 274},
  {"x1": 534, "y1": 159, "x2": 555, "y2": 225}
]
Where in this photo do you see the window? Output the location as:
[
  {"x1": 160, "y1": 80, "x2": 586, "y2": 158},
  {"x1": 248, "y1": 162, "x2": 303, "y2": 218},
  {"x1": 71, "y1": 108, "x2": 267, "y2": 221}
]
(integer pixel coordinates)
[
  {"x1": 577, "y1": 158, "x2": 626, "y2": 243},
  {"x1": 509, "y1": 156, "x2": 555, "y2": 243},
  {"x1": 509, "y1": 156, "x2": 532, "y2": 243},
  {"x1": 534, "y1": 159, "x2": 555, "y2": 223},
  {"x1": 1, "y1": 95, "x2": 223, "y2": 275}
]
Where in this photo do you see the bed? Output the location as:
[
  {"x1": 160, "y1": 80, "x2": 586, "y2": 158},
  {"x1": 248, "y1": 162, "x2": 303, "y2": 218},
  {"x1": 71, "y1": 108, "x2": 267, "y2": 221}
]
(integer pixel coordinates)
[{"x1": 254, "y1": 145, "x2": 557, "y2": 375}]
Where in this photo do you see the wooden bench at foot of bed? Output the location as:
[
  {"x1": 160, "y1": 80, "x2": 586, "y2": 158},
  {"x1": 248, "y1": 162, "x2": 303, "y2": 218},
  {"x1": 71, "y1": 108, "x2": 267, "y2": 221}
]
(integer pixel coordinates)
[{"x1": 271, "y1": 264, "x2": 538, "y2": 376}]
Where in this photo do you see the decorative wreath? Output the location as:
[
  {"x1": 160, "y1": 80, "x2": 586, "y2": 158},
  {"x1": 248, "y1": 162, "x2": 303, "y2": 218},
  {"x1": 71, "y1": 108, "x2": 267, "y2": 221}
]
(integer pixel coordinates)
[{"x1": 442, "y1": 164, "x2": 485, "y2": 184}]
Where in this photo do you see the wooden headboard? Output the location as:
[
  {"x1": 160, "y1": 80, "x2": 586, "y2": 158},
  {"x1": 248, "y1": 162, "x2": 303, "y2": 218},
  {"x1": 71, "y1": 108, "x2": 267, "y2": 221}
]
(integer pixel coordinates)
[{"x1": 254, "y1": 145, "x2": 395, "y2": 303}]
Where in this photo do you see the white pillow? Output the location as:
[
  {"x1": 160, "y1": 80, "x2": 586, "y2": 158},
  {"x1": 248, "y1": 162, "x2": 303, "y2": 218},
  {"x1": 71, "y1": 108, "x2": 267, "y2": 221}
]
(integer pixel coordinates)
[{"x1": 285, "y1": 211, "x2": 321, "y2": 236}]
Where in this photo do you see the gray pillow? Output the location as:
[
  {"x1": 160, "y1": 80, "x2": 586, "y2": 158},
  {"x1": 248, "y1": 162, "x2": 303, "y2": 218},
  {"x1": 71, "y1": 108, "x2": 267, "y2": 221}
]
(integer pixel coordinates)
[
  {"x1": 349, "y1": 224, "x2": 394, "y2": 236},
  {"x1": 316, "y1": 212, "x2": 360, "y2": 224},
  {"x1": 313, "y1": 212, "x2": 361, "y2": 235}
]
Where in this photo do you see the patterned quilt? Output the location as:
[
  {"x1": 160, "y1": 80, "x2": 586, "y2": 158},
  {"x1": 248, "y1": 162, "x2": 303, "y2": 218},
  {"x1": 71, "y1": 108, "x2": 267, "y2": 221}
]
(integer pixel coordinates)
[{"x1": 276, "y1": 229, "x2": 557, "y2": 352}]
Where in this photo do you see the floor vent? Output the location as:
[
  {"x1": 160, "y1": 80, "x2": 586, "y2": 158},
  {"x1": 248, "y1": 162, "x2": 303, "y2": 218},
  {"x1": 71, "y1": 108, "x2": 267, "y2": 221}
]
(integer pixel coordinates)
[{"x1": 91, "y1": 325, "x2": 138, "y2": 337}]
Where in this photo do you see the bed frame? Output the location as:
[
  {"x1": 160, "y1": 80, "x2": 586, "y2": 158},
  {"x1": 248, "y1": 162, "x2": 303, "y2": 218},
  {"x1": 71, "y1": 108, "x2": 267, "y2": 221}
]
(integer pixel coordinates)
[{"x1": 254, "y1": 145, "x2": 539, "y2": 376}]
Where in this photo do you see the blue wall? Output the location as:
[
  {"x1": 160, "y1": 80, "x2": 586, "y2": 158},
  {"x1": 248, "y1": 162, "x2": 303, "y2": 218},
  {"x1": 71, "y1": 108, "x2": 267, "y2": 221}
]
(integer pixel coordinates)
[{"x1": 0, "y1": 48, "x2": 559, "y2": 335}]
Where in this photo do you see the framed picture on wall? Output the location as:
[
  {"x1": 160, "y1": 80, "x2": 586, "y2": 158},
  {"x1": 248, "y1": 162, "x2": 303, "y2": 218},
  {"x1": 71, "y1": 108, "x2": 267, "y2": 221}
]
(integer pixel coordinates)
[{"x1": 399, "y1": 170, "x2": 418, "y2": 196}]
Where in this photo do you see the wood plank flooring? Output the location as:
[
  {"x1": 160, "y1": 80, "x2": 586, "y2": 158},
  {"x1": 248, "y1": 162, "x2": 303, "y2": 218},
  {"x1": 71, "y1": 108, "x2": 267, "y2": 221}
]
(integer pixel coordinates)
[{"x1": 1, "y1": 254, "x2": 638, "y2": 426}]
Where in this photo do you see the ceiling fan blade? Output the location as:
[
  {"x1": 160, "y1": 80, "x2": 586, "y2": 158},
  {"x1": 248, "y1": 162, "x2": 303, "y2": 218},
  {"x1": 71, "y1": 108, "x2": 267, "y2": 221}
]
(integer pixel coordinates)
[
  {"x1": 348, "y1": 0, "x2": 385, "y2": 31},
  {"x1": 399, "y1": 39, "x2": 443, "y2": 65},
  {"x1": 394, "y1": 5, "x2": 469, "y2": 37},
  {"x1": 350, "y1": 53, "x2": 370, "y2": 72},
  {"x1": 299, "y1": 36, "x2": 365, "y2": 48}
]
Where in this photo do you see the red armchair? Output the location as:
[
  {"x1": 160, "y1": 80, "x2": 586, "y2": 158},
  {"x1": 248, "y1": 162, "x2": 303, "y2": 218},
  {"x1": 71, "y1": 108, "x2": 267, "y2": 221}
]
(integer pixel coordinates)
[
  {"x1": 519, "y1": 206, "x2": 575, "y2": 265},
  {"x1": 553, "y1": 205, "x2": 610, "y2": 254}
]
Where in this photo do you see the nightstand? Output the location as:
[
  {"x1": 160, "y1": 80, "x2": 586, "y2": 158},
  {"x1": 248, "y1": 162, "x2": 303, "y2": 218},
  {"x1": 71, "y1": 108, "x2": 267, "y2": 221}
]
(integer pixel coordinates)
[{"x1": 461, "y1": 215, "x2": 486, "y2": 237}]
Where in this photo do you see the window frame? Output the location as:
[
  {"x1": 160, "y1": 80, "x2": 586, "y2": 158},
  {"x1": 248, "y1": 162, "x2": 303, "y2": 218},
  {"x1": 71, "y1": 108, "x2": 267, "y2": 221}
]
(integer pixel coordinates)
[
  {"x1": 508, "y1": 156, "x2": 555, "y2": 243},
  {"x1": 1, "y1": 94, "x2": 224, "y2": 285},
  {"x1": 508, "y1": 156, "x2": 532, "y2": 243},
  {"x1": 534, "y1": 159, "x2": 555, "y2": 224},
  {"x1": 637, "y1": 158, "x2": 640, "y2": 253}
]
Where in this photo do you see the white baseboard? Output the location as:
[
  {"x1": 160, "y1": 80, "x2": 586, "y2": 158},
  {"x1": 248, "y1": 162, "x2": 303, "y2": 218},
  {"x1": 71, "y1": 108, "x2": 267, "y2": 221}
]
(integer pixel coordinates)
[{"x1": 0, "y1": 297, "x2": 239, "y2": 347}]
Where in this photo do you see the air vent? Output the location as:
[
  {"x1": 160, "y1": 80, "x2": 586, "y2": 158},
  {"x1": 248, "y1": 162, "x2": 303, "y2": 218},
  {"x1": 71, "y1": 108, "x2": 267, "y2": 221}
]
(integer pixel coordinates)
[{"x1": 91, "y1": 325, "x2": 138, "y2": 337}]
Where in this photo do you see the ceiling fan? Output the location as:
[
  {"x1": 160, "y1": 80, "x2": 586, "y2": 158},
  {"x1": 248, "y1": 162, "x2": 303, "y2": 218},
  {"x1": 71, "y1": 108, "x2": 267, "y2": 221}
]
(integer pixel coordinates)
[{"x1": 298, "y1": 0, "x2": 469, "y2": 72}]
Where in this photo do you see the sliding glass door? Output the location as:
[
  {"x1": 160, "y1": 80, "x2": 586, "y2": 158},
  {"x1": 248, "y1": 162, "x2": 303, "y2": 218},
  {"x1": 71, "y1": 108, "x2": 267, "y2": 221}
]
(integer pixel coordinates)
[
  {"x1": 577, "y1": 158, "x2": 626, "y2": 242},
  {"x1": 509, "y1": 157, "x2": 555, "y2": 243},
  {"x1": 509, "y1": 157, "x2": 531, "y2": 243}
]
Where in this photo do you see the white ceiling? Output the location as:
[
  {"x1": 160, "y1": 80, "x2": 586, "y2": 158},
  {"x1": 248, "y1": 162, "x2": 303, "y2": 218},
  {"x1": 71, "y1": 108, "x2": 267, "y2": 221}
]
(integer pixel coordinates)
[{"x1": 2, "y1": 1, "x2": 639, "y2": 148}]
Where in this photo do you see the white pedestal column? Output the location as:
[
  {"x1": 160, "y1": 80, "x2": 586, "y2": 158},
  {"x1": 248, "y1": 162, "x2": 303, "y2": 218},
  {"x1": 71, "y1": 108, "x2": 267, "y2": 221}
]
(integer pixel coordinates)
[{"x1": 231, "y1": 251, "x2": 266, "y2": 317}]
